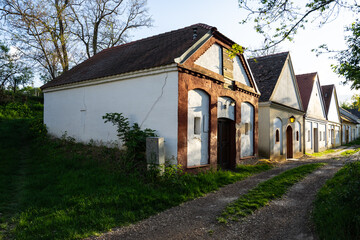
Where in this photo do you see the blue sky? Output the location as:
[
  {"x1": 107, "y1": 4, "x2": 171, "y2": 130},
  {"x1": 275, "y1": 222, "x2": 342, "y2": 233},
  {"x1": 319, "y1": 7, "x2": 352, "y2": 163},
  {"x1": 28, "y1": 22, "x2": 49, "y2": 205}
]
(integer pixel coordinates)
[
  {"x1": 128, "y1": 0, "x2": 357, "y2": 104},
  {"x1": 32, "y1": 0, "x2": 356, "y2": 104}
]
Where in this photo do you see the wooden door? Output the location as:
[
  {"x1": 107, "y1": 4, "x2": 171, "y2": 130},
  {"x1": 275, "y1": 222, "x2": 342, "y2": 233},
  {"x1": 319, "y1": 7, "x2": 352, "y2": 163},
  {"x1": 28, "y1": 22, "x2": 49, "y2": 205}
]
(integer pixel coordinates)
[
  {"x1": 217, "y1": 118, "x2": 234, "y2": 169},
  {"x1": 286, "y1": 126, "x2": 293, "y2": 158}
]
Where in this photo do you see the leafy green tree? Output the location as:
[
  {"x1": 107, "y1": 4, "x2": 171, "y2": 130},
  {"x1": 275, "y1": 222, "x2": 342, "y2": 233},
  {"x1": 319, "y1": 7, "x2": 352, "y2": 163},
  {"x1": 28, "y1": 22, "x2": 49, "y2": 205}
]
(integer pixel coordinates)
[
  {"x1": 332, "y1": 21, "x2": 360, "y2": 89},
  {"x1": 0, "y1": 0, "x2": 152, "y2": 82},
  {"x1": 341, "y1": 94, "x2": 360, "y2": 110},
  {"x1": 236, "y1": 0, "x2": 360, "y2": 88},
  {"x1": 0, "y1": 42, "x2": 33, "y2": 93}
]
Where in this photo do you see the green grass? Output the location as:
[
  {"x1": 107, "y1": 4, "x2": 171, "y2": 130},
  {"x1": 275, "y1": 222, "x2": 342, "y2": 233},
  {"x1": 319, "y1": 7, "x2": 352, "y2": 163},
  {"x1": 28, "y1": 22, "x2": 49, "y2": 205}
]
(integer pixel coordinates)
[
  {"x1": 313, "y1": 161, "x2": 360, "y2": 240},
  {"x1": 218, "y1": 163, "x2": 326, "y2": 223},
  {"x1": 307, "y1": 149, "x2": 338, "y2": 157},
  {"x1": 0, "y1": 119, "x2": 272, "y2": 240},
  {"x1": 344, "y1": 138, "x2": 360, "y2": 146},
  {"x1": 340, "y1": 148, "x2": 360, "y2": 156}
]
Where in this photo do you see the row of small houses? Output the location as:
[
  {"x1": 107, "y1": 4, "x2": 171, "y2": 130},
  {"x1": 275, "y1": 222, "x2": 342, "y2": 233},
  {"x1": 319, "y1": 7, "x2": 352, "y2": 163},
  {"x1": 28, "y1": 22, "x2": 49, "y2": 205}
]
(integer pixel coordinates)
[{"x1": 41, "y1": 23, "x2": 360, "y2": 170}]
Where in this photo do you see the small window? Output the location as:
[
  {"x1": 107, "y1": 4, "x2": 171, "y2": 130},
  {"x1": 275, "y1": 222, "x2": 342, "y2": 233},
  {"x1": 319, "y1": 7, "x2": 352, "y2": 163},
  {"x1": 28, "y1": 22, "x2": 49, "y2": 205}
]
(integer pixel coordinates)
[
  {"x1": 275, "y1": 129, "x2": 280, "y2": 143},
  {"x1": 194, "y1": 117, "x2": 201, "y2": 134},
  {"x1": 296, "y1": 131, "x2": 299, "y2": 141},
  {"x1": 323, "y1": 132, "x2": 325, "y2": 141},
  {"x1": 245, "y1": 123, "x2": 249, "y2": 135},
  {"x1": 308, "y1": 130, "x2": 310, "y2": 142},
  {"x1": 320, "y1": 132, "x2": 322, "y2": 141}
]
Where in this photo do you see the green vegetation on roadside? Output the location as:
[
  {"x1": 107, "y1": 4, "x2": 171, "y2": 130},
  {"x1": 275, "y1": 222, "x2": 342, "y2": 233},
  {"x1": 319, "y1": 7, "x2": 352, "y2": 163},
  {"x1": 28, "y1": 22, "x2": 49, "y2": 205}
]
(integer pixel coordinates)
[
  {"x1": 344, "y1": 138, "x2": 360, "y2": 146},
  {"x1": 307, "y1": 149, "x2": 338, "y2": 157},
  {"x1": 0, "y1": 89, "x2": 43, "y2": 119},
  {"x1": 340, "y1": 148, "x2": 360, "y2": 156},
  {"x1": 218, "y1": 163, "x2": 326, "y2": 223},
  {"x1": 0, "y1": 119, "x2": 272, "y2": 240},
  {"x1": 313, "y1": 161, "x2": 360, "y2": 240}
]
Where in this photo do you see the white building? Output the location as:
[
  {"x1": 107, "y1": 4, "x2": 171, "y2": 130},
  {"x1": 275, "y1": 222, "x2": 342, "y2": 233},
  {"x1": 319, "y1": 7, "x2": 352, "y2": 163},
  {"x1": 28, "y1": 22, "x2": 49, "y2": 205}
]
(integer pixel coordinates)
[
  {"x1": 248, "y1": 52, "x2": 304, "y2": 161},
  {"x1": 296, "y1": 73, "x2": 328, "y2": 153},
  {"x1": 41, "y1": 23, "x2": 260, "y2": 170},
  {"x1": 322, "y1": 85, "x2": 341, "y2": 148}
]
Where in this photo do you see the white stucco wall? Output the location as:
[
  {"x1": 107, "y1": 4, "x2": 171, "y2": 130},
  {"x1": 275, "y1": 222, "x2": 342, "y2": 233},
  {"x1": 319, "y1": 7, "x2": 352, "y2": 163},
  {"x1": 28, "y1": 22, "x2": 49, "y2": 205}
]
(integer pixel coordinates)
[
  {"x1": 307, "y1": 81, "x2": 326, "y2": 119},
  {"x1": 233, "y1": 56, "x2": 251, "y2": 86},
  {"x1": 195, "y1": 43, "x2": 223, "y2": 75},
  {"x1": 305, "y1": 120, "x2": 327, "y2": 153},
  {"x1": 273, "y1": 117, "x2": 283, "y2": 156},
  {"x1": 295, "y1": 121, "x2": 301, "y2": 153},
  {"x1": 187, "y1": 89, "x2": 209, "y2": 166},
  {"x1": 319, "y1": 123, "x2": 326, "y2": 150},
  {"x1": 305, "y1": 121, "x2": 312, "y2": 151},
  {"x1": 217, "y1": 97, "x2": 235, "y2": 120},
  {"x1": 327, "y1": 89, "x2": 340, "y2": 123},
  {"x1": 241, "y1": 102, "x2": 254, "y2": 157},
  {"x1": 335, "y1": 126, "x2": 340, "y2": 144},
  {"x1": 44, "y1": 69, "x2": 179, "y2": 162},
  {"x1": 271, "y1": 60, "x2": 301, "y2": 109}
]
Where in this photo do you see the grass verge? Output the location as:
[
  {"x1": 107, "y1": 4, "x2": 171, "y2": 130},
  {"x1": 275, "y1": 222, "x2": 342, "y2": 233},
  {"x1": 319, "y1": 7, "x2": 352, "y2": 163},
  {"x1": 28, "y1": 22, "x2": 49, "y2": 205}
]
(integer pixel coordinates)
[
  {"x1": 218, "y1": 163, "x2": 326, "y2": 223},
  {"x1": 307, "y1": 149, "x2": 338, "y2": 157},
  {"x1": 340, "y1": 148, "x2": 360, "y2": 156},
  {"x1": 0, "y1": 119, "x2": 272, "y2": 240},
  {"x1": 344, "y1": 138, "x2": 360, "y2": 146},
  {"x1": 312, "y1": 161, "x2": 360, "y2": 240}
]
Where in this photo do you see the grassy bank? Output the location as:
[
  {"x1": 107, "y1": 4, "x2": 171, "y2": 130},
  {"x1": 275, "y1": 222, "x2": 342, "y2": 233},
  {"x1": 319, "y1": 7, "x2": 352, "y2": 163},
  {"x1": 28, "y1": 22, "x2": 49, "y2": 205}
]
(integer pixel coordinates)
[
  {"x1": 313, "y1": 161, "x2": 360, "y2": 240},
  {"x1": 0, "y1": 119, "x2": 272, "y2": 240},
  {"x1": 218, "y1": 163, "x2": 326, "y2": 223}
]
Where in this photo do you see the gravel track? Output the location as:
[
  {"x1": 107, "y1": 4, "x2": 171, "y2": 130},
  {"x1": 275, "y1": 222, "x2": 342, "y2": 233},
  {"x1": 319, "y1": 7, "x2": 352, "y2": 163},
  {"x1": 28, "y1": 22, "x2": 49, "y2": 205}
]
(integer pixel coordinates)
[{"x1": 86, "y1": 157, "x2": 346, "y2": 240}]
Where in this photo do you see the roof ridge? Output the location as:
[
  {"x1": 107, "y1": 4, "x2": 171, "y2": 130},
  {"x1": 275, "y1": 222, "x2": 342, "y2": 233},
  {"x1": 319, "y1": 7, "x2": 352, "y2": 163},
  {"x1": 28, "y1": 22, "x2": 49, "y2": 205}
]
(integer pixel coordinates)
[
  {"x1": 99, "y1": 23, "x2": 215, "y2": 54},
  {"x1": 249, "y1": 51, "x2": 289, "y2": 60},
  {"x1": 321, "y1": 84, "x2": 335, "y2": 87},
  {"x1": 296, "y1": 72, "x2": 317, "y2": 77}
]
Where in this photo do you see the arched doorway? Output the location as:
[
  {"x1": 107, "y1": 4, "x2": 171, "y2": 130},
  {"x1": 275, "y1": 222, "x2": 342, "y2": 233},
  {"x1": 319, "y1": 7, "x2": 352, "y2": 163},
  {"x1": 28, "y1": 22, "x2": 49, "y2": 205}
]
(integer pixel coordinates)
[
  {"x1": 217, "y1": 97, "x2": 235, "y2": 169},
  {"x1": 187, "y1": 89, "x2": 209, "y2": 167},
  {"x1": 286, "y1": 125, "x2": 293, "y2": 158},
  {"x1": 241, "y1": 102, "x2": 254, "y2": 158}
]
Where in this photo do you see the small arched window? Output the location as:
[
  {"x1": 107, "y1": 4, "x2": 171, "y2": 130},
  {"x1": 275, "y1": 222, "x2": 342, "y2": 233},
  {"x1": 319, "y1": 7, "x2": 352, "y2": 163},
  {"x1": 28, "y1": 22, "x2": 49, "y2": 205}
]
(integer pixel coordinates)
[
  {"x1": 296, "y1": 131, "x2": 299, "y2": 141},
  {"x1": 275, "y1": 129, "x2": 280, "y2": 143}
]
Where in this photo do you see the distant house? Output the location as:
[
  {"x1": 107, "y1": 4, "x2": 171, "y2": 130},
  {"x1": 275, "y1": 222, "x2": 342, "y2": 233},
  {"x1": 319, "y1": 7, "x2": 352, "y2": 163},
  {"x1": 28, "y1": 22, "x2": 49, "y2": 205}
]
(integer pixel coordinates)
[
  {"x1": 296, "y1": 73, "x2": 328, "y2": 153},
  {"x1": 321, "y1": 85, "x2": 341, "y2": 147},
  {"x1": 339, "y1": 107, "x2": 360, "y2": 144},
  {"x1": 41, "y1": 23, "x2": 260, "y2": 170},
  {"x1": 248, "y1": 52, "x2": 304, "y2": 161},
  {"x1": 346, "y1": 108, "x2": 360, "y2": 139}
]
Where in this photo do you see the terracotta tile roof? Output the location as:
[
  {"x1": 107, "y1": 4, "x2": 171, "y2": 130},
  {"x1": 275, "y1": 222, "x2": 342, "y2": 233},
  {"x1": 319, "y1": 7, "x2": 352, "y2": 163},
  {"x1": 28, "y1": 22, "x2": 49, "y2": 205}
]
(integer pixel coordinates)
[
  {"x1": 321, "y1": 84, "x2": 334, "y2": 116},
  {"x1": 247, "y1": 52, "x2": 289, "y2": 102},
  {"x1": 296, "y1": 72, "x2": 317, "y2": 112},
  {"x1": 41, "y1": 23, "x2": 215, "y2": 89}
]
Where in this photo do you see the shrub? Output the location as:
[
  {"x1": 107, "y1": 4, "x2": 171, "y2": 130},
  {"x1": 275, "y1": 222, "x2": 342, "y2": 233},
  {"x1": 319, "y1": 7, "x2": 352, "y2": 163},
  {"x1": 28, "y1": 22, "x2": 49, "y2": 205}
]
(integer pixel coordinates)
[
  {"x1": 103, "y1": 113, "x2": 156, "y2": 159},
  {"x1": 29, "y1": 117, "x2": 47, "y2": 139},
  {"x1": 0, "y1": 102, "x2": 33, "y2": 119}
]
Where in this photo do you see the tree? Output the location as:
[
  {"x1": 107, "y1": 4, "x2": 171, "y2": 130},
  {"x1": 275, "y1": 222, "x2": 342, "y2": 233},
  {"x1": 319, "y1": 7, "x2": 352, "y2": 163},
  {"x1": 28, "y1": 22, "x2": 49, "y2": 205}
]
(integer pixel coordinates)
[
  {"x1": 0, "y1": 0, "x2": 152, "y2": 82},
  {"x1": 0, "y1": 42, "x2": 33, "y2": 93},
  {"x1": 237, "y1": 0, "x2": 357, "y2": 50},
  {"x1": 340, "y1": 93, "x2": 360, "y2": 110},
  {"x1": 332, "y1": 21, "x2": 360, "y2": 89},
  {"x1": 236, "y1": 0, "x2": 360, "y2": 88}
]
